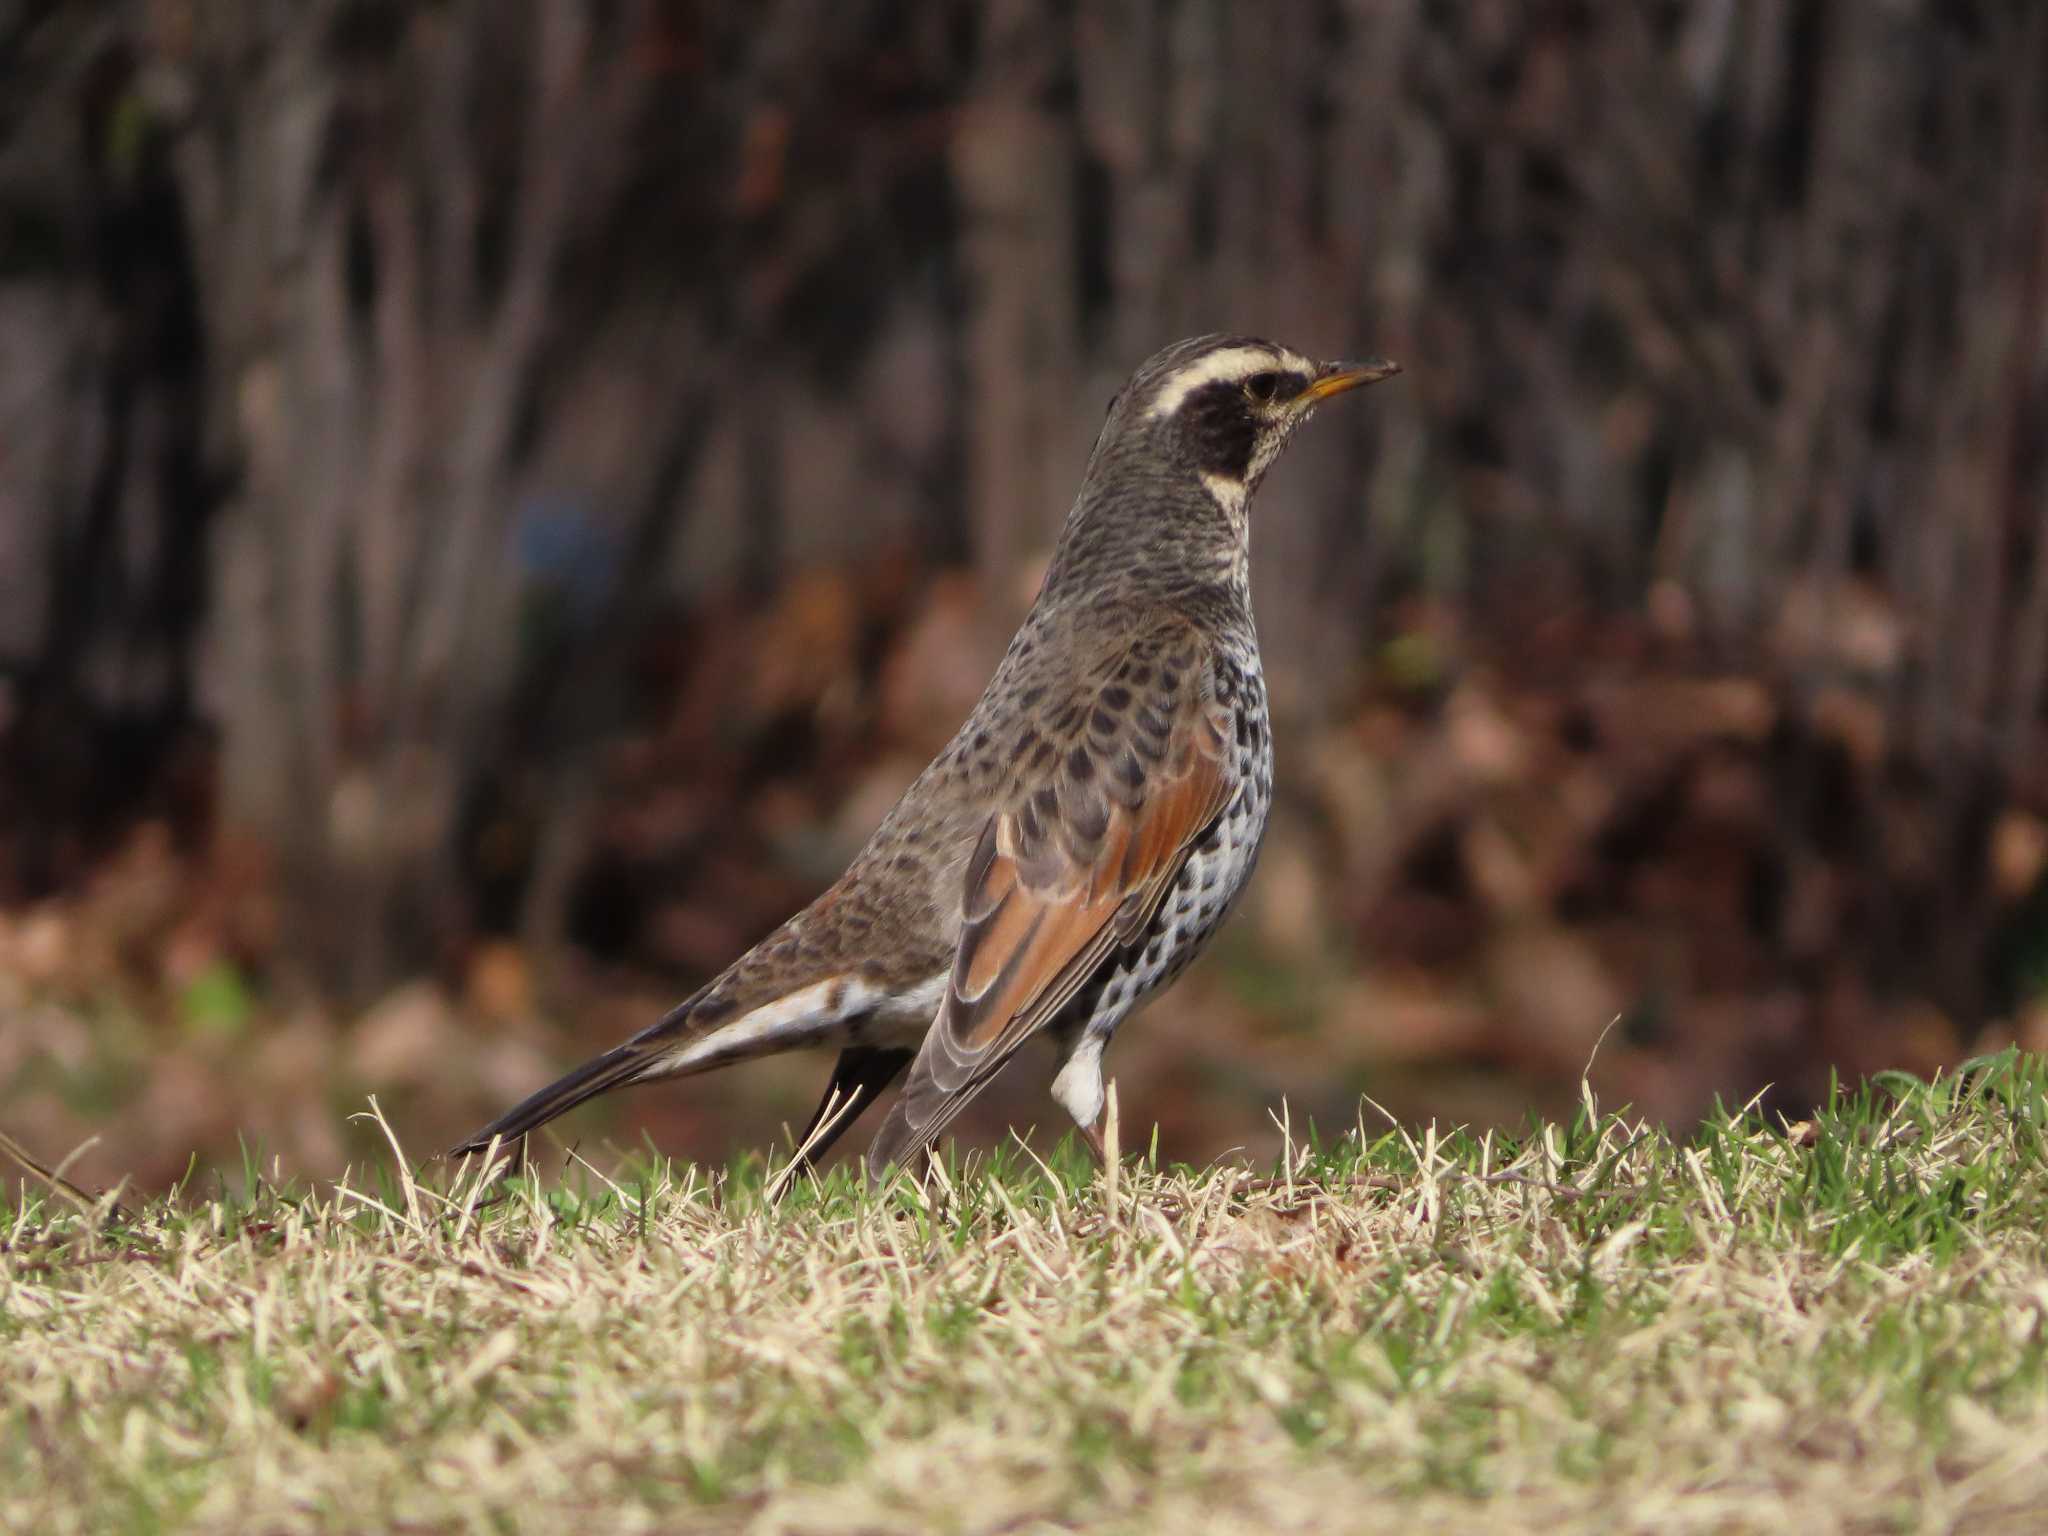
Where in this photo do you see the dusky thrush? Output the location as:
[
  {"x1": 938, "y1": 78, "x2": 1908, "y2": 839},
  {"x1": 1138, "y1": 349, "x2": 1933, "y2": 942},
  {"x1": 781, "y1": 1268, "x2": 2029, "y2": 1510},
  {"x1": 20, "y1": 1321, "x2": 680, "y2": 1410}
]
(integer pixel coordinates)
[{"x1": 451, "y1": 335, "x2": 1399, "y2": 1174}]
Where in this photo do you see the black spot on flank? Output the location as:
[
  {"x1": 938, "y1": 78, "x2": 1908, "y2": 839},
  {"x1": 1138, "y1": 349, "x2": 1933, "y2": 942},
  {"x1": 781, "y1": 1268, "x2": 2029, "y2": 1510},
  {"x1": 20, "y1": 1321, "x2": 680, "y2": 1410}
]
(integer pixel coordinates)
[
  {"x1": 1032, "y1": 786, "x2": 1060, "y2": 823},
  {"x1": 1115, "y1": 752, "x2": 1146, "y2": 789},
  {"x1": 1019, "y1": 685, "x2": 1046, "y2": 708},
  {"x1": 1067, "y1": 746, "x2": 1095, "y2": 780},
  {"x1": 1160, "y1": 670, "x2": 1181, "y2": 693},
  {"x1": 1100, "y1": 685, "x2": 1131, "y2": 711},
  {"x1": 1090, "y1": 707, "x2": 1119, "y2": 737},
  {"x1": 1127, "y1": 664, "x2": 1151, "y2": 687},
  {"x1": 1135, "y1": 707, "x2": 1170, "y2": 739},
  {"x1": 1033, "y1": 742, "x2": 1057, "y2": 769},
  {"x1": 973, "y1": 730, "x2": 990, "y2": 752}
]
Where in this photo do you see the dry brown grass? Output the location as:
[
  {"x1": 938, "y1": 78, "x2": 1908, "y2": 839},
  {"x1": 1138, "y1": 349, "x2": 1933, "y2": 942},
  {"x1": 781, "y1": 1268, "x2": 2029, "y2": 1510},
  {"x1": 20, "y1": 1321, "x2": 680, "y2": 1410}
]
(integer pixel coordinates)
[{"x1": 5, "y1": 1059, "x2": 2048, "y2": 1534}]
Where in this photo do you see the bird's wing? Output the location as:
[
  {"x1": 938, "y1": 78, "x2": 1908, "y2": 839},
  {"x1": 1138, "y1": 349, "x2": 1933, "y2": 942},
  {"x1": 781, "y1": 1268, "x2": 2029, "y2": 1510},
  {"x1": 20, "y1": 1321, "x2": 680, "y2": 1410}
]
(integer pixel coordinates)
[{"x1": 866, "y1": 620, "x2": 1237, "y2": 1170}]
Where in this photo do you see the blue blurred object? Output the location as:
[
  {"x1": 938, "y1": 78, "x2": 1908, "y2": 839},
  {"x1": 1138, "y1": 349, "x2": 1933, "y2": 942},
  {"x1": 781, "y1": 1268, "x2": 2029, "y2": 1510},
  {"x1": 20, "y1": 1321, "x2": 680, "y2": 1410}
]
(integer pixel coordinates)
[{"x1": 515, "y1": 497, "x2": 622, "y2": 631}]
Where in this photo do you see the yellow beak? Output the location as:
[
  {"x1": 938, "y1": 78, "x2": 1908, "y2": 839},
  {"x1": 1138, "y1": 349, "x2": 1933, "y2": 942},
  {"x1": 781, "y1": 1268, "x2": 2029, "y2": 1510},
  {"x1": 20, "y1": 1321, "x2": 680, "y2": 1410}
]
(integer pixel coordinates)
[{"x1": 1300, "y1": 358, "x2": 1402, "y2": 402}]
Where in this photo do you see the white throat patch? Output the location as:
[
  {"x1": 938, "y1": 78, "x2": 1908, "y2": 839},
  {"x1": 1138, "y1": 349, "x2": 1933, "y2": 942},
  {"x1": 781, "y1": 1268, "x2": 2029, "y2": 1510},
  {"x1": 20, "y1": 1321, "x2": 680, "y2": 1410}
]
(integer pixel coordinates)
[{"x1": 1200, "y1": 470, "x2": 1248, "y2": 517}]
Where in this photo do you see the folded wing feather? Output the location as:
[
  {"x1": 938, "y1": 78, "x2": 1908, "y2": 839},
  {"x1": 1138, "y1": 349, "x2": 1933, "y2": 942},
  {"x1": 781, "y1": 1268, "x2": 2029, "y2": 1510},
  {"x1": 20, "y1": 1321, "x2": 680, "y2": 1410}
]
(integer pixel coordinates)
[{"x1": 865, "y1": 620, "x2": 1236, "y2": 1169}]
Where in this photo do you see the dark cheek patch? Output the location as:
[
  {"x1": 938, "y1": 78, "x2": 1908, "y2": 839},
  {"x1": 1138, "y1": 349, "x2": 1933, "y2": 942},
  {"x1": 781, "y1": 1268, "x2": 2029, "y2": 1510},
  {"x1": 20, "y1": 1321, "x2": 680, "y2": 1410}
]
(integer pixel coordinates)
[{"x1": 1180, "y1": 382, "x2": 1255, "y2": 481}]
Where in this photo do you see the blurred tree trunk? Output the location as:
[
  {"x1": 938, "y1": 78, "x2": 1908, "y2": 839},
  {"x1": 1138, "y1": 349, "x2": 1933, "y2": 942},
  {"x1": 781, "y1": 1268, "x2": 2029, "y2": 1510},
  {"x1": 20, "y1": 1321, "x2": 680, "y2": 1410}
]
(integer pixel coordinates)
[
  {"x1": 154, "y1": 0, "x2": 652, "y2": 995},
  {"x1": 954, "y1": 0, "x2": 1078, "y2": 613},
  {"x1": 130, "y1": 0, "x2": 970, "y2": 996},
  {"x1": 0, "y1": 11, "x2": 215, "y2": 895}
]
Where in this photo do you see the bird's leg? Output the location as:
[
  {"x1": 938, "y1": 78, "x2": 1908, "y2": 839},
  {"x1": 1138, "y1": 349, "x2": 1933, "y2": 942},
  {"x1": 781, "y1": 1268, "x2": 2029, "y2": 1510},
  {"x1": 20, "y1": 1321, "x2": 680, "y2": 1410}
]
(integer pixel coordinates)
[
  {"x1": 1052, "y1": 1031, "x2": 1113, "y2": 1169},
  {"x1": 1056, "y1": 1036, "x2": 1105, "y2": 1155},
  {"x1": 784, "y1": 1045, "x2": 915, "y2": 1183}
]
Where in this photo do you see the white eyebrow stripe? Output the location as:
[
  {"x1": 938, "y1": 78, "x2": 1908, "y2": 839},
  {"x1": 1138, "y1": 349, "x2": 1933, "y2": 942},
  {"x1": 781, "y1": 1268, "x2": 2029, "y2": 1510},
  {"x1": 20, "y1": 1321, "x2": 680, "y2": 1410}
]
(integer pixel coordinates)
[{"x1": 1144, "y1": 345, "x2": 1282, "y2": 420}]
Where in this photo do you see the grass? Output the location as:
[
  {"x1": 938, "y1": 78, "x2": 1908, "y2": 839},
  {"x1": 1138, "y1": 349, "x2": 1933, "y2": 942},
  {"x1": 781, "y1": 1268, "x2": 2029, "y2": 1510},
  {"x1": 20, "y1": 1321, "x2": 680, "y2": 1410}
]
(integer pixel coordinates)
[{"x1": 5, "y1": 1056, "x2": 2048, "y2": 1534}]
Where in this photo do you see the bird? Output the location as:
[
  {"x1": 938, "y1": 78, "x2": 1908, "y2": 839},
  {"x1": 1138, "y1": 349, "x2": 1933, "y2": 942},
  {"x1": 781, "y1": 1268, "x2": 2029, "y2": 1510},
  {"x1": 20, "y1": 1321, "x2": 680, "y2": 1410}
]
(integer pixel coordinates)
[{"x1": 449, "y1": 335, "x2": 1400, "y2": 1176}]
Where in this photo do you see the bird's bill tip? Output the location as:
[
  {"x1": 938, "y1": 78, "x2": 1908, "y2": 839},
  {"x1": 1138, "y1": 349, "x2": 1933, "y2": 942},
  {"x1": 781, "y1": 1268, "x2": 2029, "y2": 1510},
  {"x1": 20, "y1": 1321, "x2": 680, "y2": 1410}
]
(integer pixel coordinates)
[{"x1": 1302, "y1": 358, "x2": 1402, "y2": 401}]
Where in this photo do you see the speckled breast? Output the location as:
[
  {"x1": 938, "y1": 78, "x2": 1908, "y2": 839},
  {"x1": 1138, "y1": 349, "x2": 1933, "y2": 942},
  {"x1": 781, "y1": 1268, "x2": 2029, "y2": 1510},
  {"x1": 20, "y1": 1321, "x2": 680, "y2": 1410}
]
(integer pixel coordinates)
[{"x1": 1064, "y1": 658, "x2": 1273, "y2": 1043}]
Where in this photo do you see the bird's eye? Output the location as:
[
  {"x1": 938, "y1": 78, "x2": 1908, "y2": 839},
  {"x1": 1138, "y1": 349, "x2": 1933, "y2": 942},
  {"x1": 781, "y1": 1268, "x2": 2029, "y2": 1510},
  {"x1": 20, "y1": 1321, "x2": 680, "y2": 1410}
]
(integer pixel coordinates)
[{"x1": 1244, "y1": 372, "x2": 1283, "y2": 404}]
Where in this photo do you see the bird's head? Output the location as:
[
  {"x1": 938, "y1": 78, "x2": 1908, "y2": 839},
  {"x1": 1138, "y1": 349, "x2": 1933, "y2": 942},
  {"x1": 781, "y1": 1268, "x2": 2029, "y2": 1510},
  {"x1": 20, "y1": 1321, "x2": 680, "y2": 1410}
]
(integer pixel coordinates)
[
  {"x1": 1104, "y1": 335, "x2": 1401, "y2": 505},
  {"x1": 1044, "y1": 335, "x2": 1400, "y2": 604}
]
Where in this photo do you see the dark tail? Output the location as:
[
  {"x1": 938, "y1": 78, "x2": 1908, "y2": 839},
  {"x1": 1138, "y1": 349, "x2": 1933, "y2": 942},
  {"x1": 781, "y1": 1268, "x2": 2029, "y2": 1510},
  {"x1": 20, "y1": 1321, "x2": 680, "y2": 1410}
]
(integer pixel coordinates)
[
  {"x1": 447, "y1": 990, "x2": 719, "y2": 1161},
  {"x1": 446, "y1": 1040, "x2": 655, "y2": 1161}
]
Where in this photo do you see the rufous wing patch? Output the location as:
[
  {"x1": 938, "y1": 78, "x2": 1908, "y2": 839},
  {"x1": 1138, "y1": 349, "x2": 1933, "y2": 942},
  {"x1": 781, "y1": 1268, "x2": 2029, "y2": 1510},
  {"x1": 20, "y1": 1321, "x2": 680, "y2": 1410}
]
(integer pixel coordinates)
[{"x1": 929, "y1": 656, "x2": 1233, "y2": 1087}]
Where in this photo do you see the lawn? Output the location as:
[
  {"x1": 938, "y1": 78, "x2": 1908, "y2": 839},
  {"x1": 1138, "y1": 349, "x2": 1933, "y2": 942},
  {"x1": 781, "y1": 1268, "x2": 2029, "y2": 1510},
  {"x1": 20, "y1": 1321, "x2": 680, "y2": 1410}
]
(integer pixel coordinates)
[{"x1": 5, "y1": 1057, "x2": 2048, "y2": 1534}]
